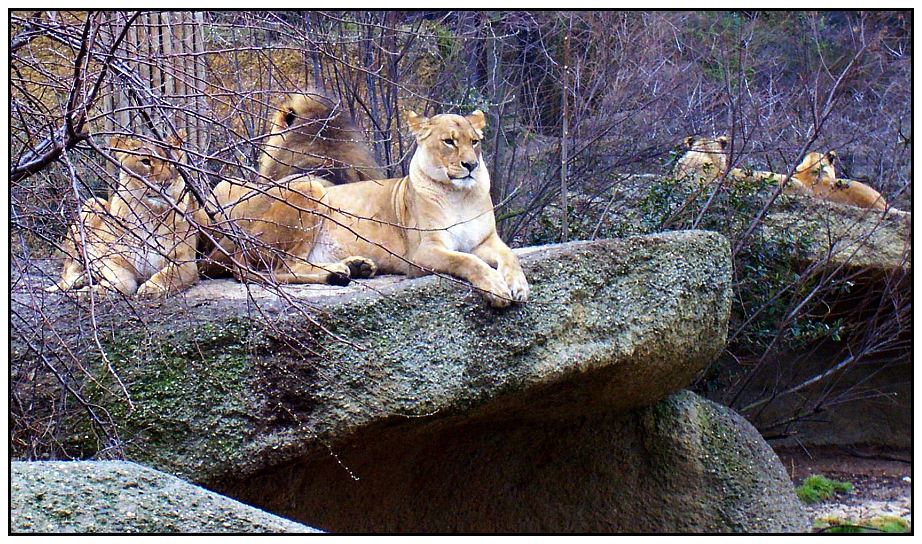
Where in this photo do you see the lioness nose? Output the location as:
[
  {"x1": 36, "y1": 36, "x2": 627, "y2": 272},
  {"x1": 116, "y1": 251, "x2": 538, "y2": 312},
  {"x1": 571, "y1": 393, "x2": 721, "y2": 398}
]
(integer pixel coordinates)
[{"x1": 462, "y1": 160, "x2": 479, "y2": 172}]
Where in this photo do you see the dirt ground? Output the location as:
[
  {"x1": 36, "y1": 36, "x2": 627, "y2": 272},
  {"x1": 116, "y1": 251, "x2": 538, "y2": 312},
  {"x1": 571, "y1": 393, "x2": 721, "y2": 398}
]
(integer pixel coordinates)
[{"x1": 774, "y1": 446, "x2": 912, "y2": 531}]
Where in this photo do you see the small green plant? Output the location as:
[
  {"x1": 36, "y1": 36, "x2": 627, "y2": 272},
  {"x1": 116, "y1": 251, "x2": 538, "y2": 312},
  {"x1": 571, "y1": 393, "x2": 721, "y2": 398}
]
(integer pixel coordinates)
[{"x1": 796, "y1": 474, "x2": 854, "y2": 504}]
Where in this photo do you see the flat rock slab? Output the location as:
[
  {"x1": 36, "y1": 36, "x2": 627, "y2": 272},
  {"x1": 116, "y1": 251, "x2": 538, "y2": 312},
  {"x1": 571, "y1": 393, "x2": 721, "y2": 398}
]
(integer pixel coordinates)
[
  {"x1": 10, "y1": 461, "x2": 318, "y2": 533},
  {"x1": 13, "y1": 231, "x2": 733, "y2": 485}
]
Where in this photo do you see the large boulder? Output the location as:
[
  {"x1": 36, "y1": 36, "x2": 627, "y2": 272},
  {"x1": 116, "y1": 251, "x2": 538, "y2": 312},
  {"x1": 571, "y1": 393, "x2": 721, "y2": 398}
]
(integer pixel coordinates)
[
  {"x1": 220, "y1": 389, "x2": 807, "y2": 532},
  {"x1": 11, "y1": 461, "x2": 318, "y2": 533},
  {"x1": 11, "y1": 230, "x2": 807, "y2": 532}
]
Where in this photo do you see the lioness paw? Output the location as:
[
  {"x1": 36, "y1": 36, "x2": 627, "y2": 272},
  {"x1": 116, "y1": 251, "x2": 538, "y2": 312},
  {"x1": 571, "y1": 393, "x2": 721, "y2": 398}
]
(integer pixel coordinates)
[
  {"x1": 137, "y1": 280, "x2": 170, "y2": 298},
  {"x1": 504, "y1": 269, "x2": 529, "y2": 303},
  {"x1": 75, "y1": 284, "x2": 116, "y2": 299},
  {"x1": 325, "y1": 262, "x2": 353, "y2": 287},
  {"x1": 342, "y1": 256, "x2": 377, "y2": 279},
  {"x1": 476, "y1": 269, "x2": 513, "y2": 308}
]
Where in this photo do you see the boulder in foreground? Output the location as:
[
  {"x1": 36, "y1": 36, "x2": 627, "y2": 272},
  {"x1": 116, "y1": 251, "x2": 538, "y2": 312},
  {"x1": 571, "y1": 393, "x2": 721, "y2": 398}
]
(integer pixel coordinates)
[{"x1": 11, "y1": 461, "x2": 319, "y2": 533}]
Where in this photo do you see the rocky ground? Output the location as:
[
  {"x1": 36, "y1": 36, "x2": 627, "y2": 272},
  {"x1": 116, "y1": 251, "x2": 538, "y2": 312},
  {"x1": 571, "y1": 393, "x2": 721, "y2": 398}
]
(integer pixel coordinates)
[{"x1": 775, "y1": 446, "x2": 911, "y2": 532}]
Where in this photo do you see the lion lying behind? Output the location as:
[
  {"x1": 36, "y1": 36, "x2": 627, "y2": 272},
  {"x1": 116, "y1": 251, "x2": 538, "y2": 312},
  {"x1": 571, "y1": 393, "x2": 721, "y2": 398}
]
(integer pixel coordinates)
[
  {"x1": 203, "y1": 110, "x2": 529, "y2": 308},
  {"x1": 47, "y1": 132, "x2": 205, "y2": 297},
  {"x1": 258, "y1": 91, "x2": 385, "y2": 185}
]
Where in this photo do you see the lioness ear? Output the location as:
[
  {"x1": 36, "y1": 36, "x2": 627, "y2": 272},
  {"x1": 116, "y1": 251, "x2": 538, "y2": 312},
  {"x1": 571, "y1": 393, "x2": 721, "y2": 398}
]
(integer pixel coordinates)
[
  {"x1": 717, "y1": 136, "x2": 729, "y2": 149},
  {"x1": 826, "y1": 150, "x2": 837, "y2": 163},
  {"x1": 467, "y1": 110, "x2": 486, "y2": 131},
  {"x1": 406, "y1": 111, "x2": 431, "y2": 140},
  {"x1": 109, "y1": 136, "x2": 141, "y2": 152},
  {"x1": 684, "y1": 136, "x2": 696, "y2": 148}
]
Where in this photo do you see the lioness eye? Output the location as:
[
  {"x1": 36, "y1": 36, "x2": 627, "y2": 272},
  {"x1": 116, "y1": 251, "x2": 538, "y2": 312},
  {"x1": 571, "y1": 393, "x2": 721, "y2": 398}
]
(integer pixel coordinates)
[
  {"x1": 141, "y1": 158, "x2": 152, "y2": 166},
  {"x1": 471, "y1": 139, "x2": 480, "y2": 145},
  {"x1": 443, "y1": 138, "x2": 455, "y2": 146}
]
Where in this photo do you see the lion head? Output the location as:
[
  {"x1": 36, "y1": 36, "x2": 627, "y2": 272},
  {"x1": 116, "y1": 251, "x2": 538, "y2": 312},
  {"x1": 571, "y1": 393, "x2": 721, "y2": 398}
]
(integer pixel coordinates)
[
  {"x1": 406, "y1": 110, "x2": 486, "y2": 189},
  {"x1": 794, "y1": 151, "x2": 837, "y2": 188},
  {"x1": 674, "y1": 135, "x2": 730, "y2": 182},
  {"x1": 259, "y1": 91, "x2": 384, "y2": 184},
  {"x1": 109, "y1": 131, "x2": 186, "y2": 206}
]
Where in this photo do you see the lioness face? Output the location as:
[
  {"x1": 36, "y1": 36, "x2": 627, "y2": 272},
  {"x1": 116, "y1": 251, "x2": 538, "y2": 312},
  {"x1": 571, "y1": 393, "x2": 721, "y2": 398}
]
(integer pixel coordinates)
[
  {"x1": 407, "y1": 110, "x2": 486, "y2": 187},
  {"x1": 683, "y1": 135, "x2": 729, "y2": 174},
  {"x1": 110, "y1": 133, "x2": 186, "y2": 205},
  {"x1": 796, "y1": 151, "x2": 837, "y2": 187}
]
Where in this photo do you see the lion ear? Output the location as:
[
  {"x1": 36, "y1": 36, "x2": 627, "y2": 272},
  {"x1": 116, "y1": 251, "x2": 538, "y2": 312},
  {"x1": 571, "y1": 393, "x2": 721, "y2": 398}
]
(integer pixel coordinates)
[
  {"x1": 826, "y1": 150, "x2": 837, "y2": 163},
  {"x1": 271, "y1": 106, "x2": 296, "y2": 131},
  {"x1": 467, "y1": 110, "x2": 486, "y2": 131},
  {"x1": 717, "y1": 136, "x2": 729, "y2": 149},
  {"x1": 683, "y1": 136, "x2": 696, "y2": 148},
  {"x1": 284, "y1": 108, "x2": 297, "y2": 127},
  {"x1": 406, "y1": 111, "x2": 431, "y2": 140}
]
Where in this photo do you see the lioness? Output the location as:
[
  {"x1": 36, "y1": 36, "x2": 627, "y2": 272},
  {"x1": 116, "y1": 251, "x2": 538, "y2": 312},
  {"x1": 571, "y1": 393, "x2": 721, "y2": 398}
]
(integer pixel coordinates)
[
  {"x1": 791, "y1": 151, "x2": 888, "y2": 211},
  {"x1": 258, "y1": 91, "x2": 385, "y2": 185},
  {"x1": 205, "y1": 110, "x2": 529, "y2": 307},
  {"x1": 47, "y1": 132, "x2": 204, "y2": 296},
  {"x1": 674, "y1": 135, "x2": 729, "y2": 184}
]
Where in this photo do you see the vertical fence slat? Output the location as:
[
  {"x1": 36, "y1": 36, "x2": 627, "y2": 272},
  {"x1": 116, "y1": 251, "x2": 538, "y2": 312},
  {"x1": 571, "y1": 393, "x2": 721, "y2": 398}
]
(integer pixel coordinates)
[
  {"x1": 113, "y1": 13, "x2": 131, "y2": 134},
  {"x1": 151, "y1": 13, "x2": 163, "y2": 97},
  {"x1": 138, "y1": 13, "x2": 151, "y2": 97},
  {"x1": 194, "y1": 11, "x2": 208, "y2": 151}
]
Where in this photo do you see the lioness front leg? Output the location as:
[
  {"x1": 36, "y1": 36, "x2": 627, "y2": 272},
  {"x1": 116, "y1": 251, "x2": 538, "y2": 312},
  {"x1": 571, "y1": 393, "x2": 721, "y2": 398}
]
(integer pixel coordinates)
[
  {"x1": 137, "y1": 260, "x2": 199, "y2": 297},
  {"x1": 46, "y1": 239, "x2": 88, "y2": 292},
  {"x1": 47, "y1": 197, "x2": 108, "y2": 292},
  {"x1": 473, "y1": 233, "x2": 529, "y2": 303},
  {"x1": 411, "y1": 245, "x2": 513, "y2": 308}
]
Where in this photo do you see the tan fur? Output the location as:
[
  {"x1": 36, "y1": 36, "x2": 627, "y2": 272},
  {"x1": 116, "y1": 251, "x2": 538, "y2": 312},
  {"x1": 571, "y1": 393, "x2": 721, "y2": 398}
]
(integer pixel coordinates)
[
  {"x1": 205, "y1": 110, "x2": 528, "y2": 308},
  {"x1": 792, "y1": 151, "x2": 888, "y2": 211},
  {"x1": 258, "y1": 91, "x2": 385, "y2": 186},
  {"x1": 47, "y1": 131, "x2": 205, "y2": 297},
  {"x1": 674, "y1": 135, "x2": 729, "y2": 184}
]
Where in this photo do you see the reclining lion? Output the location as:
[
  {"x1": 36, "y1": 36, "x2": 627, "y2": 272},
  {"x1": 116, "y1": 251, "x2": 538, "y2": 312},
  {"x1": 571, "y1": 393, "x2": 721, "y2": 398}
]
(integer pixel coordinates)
[
  {"x1": 204, "y1": 110, "x2": 528, "y2": 308},
  {"x1": 790, "y1": 151, "x2": 888, "y2": 211},
  {"x1": 47, "y1": 131, "x2": 205, "y2": 296}
]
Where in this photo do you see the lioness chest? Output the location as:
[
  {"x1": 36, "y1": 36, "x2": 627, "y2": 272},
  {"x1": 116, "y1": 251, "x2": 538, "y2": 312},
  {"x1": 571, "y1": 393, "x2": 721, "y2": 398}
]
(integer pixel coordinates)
[
  {"x1": 441, "y1": 211, "x2": 491, "y2": 253},
  {"x1": 104, "y1": 206, "x2": 186, "y2": 279}
]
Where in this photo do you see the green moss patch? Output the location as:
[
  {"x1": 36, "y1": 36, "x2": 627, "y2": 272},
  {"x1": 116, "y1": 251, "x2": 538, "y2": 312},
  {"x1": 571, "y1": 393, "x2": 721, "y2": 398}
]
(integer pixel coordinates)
[{"x1": 796, "y1": 474, "x2": 853, "y2": 504}]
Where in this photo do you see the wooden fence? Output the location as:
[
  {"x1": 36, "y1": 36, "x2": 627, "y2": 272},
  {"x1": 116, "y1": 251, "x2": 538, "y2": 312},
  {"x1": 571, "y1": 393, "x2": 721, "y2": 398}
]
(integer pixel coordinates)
[{"x1": 101, "y1": 12, "x2": 208, "y2": 160}]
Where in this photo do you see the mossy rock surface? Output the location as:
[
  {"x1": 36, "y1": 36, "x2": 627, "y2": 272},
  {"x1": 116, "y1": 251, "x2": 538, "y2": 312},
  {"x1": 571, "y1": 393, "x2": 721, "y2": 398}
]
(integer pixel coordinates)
[
  {"x1": 14, "y1": 231, "x2": 732, "y2": 484},
  {"x1": 11, "y1": 461, "x2": 318, "y2": 533}
]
